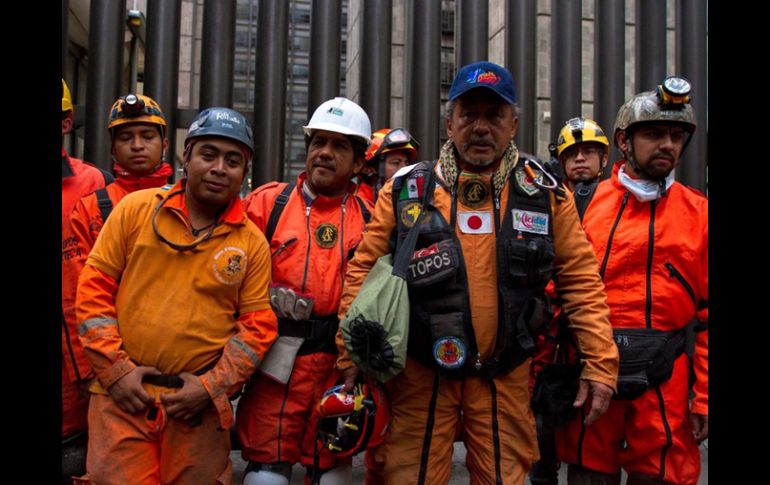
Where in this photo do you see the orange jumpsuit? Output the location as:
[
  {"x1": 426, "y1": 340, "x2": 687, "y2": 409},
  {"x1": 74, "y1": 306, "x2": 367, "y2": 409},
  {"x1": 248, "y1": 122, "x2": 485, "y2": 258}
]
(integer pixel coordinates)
[
  {"x1": 557, "y1": 161, "x2": 708, "y2": 485},
  {"x1": 235, "y1": 173, "x2": 373, "y2": 471},
  {"x1": 76, "y1": 181, "x2": 277, "y2": 484},
  {"x1": 336, "y1": 159, "x2": 618, "y2": 484},
  {"x1": 62, "y1": 163, "x2": 172, "y2": 387},
  {"x1": 61, "y1": 148, "x2": 110, "y2": 439}
]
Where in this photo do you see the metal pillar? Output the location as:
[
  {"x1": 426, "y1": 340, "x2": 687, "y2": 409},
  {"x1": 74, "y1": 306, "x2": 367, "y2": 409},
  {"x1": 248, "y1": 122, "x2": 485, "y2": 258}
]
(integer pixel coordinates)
[
  {"x1": 595, "y1": 0, "x2": 625, "y2": 174},
  {"x1": 251, "y1": 0, "x2": 289, "y2": 187},
  {"x1": 676, "y1": 0, "x2": 707, "y2": 192},
  {"x1": 408, "y1": 0, "x2": 441, "y2": 159},
  {"x1": 144, "y1": 0, "x2": 181, "y2": 175},
  {"x1": 62, "y1": 0, "x2": 69, "y2": 76},
  {"x1": 456, "y1": 0, "x2": 488, "y2": 66},
  {"x1": 636, "y1": 0, "x2": 667, "y2": 92},
  {"x1": 550, "y1": 0, "x2": 582, "y2": 144},
  {"x1": 506, "y1": 0, "x2": 536, "y2": 153},
  {"x1": 309, "y1": 0, "x2": 342, "y2": 115},
  {"x1": 84, "y1": 0, "x2": 126, "y2": 170},
  {"x1": 361, "y1": 0, "x2": 393, "y2": 130},
  {"x1": 200, "y1": 0, "x2": 236, "y2": 108}
]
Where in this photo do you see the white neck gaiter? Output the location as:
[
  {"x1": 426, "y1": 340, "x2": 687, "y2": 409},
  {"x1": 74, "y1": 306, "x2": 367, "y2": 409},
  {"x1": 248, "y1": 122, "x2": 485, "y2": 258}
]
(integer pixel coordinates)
[{"x1": 618, "y1": 164, "x2": 675, "y2": 202}]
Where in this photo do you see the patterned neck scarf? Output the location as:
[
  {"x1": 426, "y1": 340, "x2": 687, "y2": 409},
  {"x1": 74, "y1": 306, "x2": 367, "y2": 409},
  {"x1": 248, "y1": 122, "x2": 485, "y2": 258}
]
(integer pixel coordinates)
[{"x1": 438, "y1": 139, "x2": 519, "y2": 198}]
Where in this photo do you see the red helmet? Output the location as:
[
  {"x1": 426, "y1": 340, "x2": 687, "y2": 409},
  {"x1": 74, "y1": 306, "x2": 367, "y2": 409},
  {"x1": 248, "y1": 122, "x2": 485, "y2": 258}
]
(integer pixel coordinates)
[
  {"x1": 315, "y1": 376, "x2": 390, "y2": 459},
  {"x1": 365, "y1": 128, "x2": 419, "y2": 167}
]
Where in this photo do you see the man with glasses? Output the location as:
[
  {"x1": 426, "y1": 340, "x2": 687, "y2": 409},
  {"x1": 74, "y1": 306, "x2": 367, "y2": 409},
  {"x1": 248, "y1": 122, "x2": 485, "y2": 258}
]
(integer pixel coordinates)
[{"x1": 75, "y1": 107, "x2": 277, "y2": 483}]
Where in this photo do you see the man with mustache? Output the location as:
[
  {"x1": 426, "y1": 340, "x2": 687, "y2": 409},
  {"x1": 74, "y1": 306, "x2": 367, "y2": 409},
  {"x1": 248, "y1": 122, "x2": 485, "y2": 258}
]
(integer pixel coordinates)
[
  {"x1": 236, "y1": 97, "x2": 374, "y2": 485},
  {"x1": 556, "y1": 78, "x2": 708, "y2": 485},
  {"x1": 333, "y1": 61, "x2": 618, "y2": 484},
  {"x1": 76, "y1": 107, "x2": 277, "y2": 483}
]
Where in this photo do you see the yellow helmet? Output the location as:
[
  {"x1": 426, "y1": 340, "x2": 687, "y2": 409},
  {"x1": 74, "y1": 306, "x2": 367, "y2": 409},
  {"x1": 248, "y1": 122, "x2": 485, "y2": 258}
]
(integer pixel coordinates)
[
  {"x1": 107, "y1": 94, "x2": 167, "y2": 133},
  {"x1": 62, "y1": 79, "x2": 73, "y2": 114},
  {"x1": 555, "y1": 117, "x2": 609, "y2": 157}
]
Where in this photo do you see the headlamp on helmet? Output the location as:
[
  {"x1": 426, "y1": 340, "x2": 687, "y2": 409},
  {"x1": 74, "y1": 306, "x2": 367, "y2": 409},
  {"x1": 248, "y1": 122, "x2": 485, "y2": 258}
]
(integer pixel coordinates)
[{"x1": 108, "y1": 94, "x2": 167, "y2": 134}]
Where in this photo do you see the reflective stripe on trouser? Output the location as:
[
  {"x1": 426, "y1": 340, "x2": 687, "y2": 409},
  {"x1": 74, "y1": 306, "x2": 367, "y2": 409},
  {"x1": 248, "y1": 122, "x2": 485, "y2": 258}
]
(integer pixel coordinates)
[
  {"x1": 62, "y1": 355, "x2": 89, "y2": 438},
  {"x1": 556, "y1": 355, "x2": 701, "y2": 485},
  {"x1": 236, "y1": 352, "x2": 351, "y2": 470},
  {"x1": 86, "y1": 393, "x2": 232, "y2": 485},
  {"x1": 382, "y1": 357, "x2": 537, "y2": 485}
]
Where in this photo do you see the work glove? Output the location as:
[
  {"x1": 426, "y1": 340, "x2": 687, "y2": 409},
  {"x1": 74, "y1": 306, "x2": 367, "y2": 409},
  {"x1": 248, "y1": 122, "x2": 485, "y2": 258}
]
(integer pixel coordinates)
[{"x1": 269, "y1": 284, "x2": 314, "y2": 321}]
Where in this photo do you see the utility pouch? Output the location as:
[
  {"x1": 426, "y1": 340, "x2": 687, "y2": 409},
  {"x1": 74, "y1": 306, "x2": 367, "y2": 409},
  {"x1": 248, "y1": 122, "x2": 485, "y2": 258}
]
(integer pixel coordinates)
[
  {"x1": 613, "y1": 328, "x2": 673, "y2": 400},
  {"x1": 429, "y1": 312, "x2": 469, "y2": 370},
  {"x1": 505, "y1": 237, "x2": 555, "y2": 287},
  {"x1": 531, "y1": 362, "x2": 581, "y2": 427},
  {"x1": 407, "y1": 239, "x2": 459, "y2": 288}
]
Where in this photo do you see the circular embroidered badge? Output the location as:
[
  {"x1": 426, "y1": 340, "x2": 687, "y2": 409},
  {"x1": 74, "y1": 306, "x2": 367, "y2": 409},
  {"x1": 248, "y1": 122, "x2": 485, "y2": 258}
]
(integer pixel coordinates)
[
  {"x1": 400, "y1": 202, "x2": 424, "y2": 228},
  {"x1": 212, "y1": 246, "x2": 248, "y2": 285},
  {"x1": 432, "y1": 337, "x2": 467, "y2": 369},
  {"x1": 315, "y1": 223, "x2": 338, "y2": 248},
  {"x1": 459, "y1": 179, "x2": 489, "y2": 208}
]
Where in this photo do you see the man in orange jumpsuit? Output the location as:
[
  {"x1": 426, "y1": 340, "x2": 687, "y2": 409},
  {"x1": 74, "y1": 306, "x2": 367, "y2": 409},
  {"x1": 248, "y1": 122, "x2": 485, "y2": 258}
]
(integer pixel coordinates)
[
  {"x1": 61, "y1": 78, "x2": 113, "y2": 482},
  {"x1": 62, "y1": 93, "x2": 172, "y2": 443},
  {"x1": 76, "y1": 107, "x2": 277, "y2": 484},
  {"x1": 235, "y1": 97, "x2": 373, "y2": 485},
  {"x1": 557, "y1": 77, "x2": 708, "y2": 485},
  {"x1": 335, "y1": 61, "x2": 619, "y2": 484}
]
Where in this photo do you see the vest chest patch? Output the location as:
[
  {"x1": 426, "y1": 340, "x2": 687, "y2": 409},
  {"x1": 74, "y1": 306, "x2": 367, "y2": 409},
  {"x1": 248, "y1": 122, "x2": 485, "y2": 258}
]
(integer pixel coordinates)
[
  {"x1": 315, "y1": 223, "x2": 338, "y2": 248},
  {"x1": 512, "y1": 209, "x2": 549, "y2": 235}
]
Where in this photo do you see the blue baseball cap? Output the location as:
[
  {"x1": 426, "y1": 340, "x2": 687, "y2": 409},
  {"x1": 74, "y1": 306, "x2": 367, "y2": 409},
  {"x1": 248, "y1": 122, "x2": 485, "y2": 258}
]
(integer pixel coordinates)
[{"x1": 448, "y1": 61, "x2": 517, "y2": 105}]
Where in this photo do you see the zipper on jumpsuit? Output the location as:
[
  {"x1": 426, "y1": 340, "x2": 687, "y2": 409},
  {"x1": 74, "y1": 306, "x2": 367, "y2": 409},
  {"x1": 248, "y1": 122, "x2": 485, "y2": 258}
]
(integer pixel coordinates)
[
  {"x1": 646, "y1": 200, "x2": 673, "y2": 480},
  {"x1": 664, "y1": 262, "x2": 697, "y2": 305},
  {"x1": 301, "y1": 204, "x2": 312, "y2": 293}
]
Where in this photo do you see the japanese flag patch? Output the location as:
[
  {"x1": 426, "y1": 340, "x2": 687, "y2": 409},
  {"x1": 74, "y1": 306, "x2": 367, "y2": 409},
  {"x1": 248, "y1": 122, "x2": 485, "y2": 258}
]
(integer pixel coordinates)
[
  {"x1": 458, "y1": 211, "x2": 493, "y2": 234},
  {"x1": 512, "y1": 209, "x2": 549, "y2": 235}
]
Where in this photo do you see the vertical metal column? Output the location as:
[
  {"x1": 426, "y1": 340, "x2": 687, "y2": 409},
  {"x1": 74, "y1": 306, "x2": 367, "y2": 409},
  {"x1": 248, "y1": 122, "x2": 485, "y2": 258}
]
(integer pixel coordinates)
[
  {"x1": 251, "y1": 0, "x2": 289, "y2": 187},
  {"x1": 361, "y1": 0, "x2": 393, "y2": 130},
  {"x1": 676, "y1": 0, "x2": 707, "y2": 192},
  {"x1": 506, "y1": 0, "x2": 536, "y2": 153},
  {"x1": 200, "y1": 0, "x2": 235, "y2": 108},
  {"x1": 408, "y1": 0, "x2": 441, "y2": 159},
  {"x1": 456, "y1": 0, "x2": 488, "y2": 66},
  {"x1": 84, "y1": 0, "x2": 126, "y2": 170},
  {"x1": 145, "y1": 0, "x2": 181, "y2": 175},
  {"x1": 550, "y1": 0, "x2": 582, "y2": 144},
  {"x1": 309, "y1": 0, "x2": 342, "y2": 115},
  {"x1": 636, "y1": 0, "x2": 667, "y2": 92},
  {"x1": 595, "y1": 0, "x2": 625, "y2": 174},
  {"x1": 62, "y1": 0, "x2": 69, "y2": 75}
]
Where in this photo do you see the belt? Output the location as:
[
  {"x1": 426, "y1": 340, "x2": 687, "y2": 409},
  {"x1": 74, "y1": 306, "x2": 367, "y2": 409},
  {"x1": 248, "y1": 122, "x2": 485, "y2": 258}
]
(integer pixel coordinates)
[{"x1": 278, "y1": 316, "x2": 339, "y2": 341}]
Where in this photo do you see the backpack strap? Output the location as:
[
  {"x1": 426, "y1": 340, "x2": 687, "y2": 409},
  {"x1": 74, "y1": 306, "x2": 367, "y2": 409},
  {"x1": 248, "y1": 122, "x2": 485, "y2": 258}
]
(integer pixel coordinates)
[
  {"x1": 573, "y1": 180, "x2": 599, "y2": 221},
  {"x1": 264, "y1": 182, "x2": 296, "y2": 242},
  {"x1": 353, "y1": 195, "x2": 371, "y2": 225},
  {"x1": 99, "y1": 168, "x2": 115, "y2": 185},
  {"x1": 95, "y1": 188, "x2": 114, "y2": 223}
]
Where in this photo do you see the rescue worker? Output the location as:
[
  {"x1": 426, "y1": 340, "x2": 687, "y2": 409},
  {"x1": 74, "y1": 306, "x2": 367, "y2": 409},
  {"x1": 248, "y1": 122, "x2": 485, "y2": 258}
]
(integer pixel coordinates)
[
  {"x1": 557, "y1": 77, "x2": 708, "y2": 485},
  {"x1": 528, "y1": 117, "x2": 612, "y2": 485},
  {"x1": 335, "y1": 61, "x2": 619, "y2": 484},
  {"x1": 62, "y1": 94, "x2": 172, "y2": 442},
  {"x1": 357, "y1": 127, "x2": 420, "y2": 204},
  {"x1": 235, "y1": 97, "x2": 373, "y2": 485},
  {"x1": 61, "y1": 78, "x2": 113, "y2": 483},
  {"x1": 76, "y1": 107, "x2": 277, "y2": 484},
  {"x1": 552, "y1": 117, "x2": 610, "y2": 218}
]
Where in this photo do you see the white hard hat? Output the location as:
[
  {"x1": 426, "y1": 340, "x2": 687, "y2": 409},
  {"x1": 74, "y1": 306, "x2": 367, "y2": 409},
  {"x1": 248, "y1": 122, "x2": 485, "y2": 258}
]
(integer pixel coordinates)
[{"x1": 303, "y1": 97, "x2": 372, "y2": 145}]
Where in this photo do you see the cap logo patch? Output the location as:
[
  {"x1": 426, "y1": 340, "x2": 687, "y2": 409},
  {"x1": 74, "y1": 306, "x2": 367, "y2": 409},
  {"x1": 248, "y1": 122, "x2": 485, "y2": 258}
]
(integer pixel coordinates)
[{"x1": 327, "y1": 107, "x2": 344, "y2": 116}]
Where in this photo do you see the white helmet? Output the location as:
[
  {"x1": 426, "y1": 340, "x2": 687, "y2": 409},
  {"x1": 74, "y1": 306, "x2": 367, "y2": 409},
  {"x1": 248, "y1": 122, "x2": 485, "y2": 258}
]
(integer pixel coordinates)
[{"x1": 303, "y1": 97, "x2": 372, "y2": 145}]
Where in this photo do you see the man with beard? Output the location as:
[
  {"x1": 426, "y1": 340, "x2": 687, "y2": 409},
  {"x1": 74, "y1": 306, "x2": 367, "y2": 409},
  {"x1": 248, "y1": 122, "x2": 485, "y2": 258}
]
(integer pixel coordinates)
[
  {"x1": 333, "y1": 61, "x2": 618, "y2": 484},
  {"x1": 556, "y1": 77, "x2": 708, "y2": 485}
]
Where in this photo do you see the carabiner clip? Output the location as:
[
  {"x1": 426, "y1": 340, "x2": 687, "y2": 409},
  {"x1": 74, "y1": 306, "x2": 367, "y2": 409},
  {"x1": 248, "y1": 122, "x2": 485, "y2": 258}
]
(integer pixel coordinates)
[{"x1": 524, "y1": 159, "x2": 559, "y2": 190}]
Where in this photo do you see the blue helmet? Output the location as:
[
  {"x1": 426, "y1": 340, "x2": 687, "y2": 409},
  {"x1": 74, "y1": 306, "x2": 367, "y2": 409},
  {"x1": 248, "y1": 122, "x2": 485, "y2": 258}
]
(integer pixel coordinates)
[{"x1": 185, "y1": 107, "x2": 254, "y2": 157}]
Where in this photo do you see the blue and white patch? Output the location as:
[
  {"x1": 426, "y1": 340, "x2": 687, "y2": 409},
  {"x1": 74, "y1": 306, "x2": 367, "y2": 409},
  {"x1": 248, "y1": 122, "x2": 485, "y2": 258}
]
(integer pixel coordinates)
[
  {"x1": 512, "y1": 209, "x2": 549, "y2": 235},
  {"x1": 432, "y1": 337, "x2": 467, "y2": 369}
]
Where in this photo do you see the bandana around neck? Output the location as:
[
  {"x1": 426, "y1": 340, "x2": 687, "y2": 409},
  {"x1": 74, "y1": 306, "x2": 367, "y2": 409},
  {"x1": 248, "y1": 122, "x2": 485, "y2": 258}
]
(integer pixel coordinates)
[
  {"x1": 618, "y1": 163, "x2": 675, "y2": 202},
  {"x1": 438, "y1": 139, "x2": 519, "y2": 198}
]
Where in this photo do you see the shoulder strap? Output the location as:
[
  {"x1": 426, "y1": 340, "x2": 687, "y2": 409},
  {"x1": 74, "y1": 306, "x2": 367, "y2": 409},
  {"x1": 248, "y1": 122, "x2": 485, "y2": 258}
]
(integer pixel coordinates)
[
  {"x1": 573, "y1": 180, "x2": 599, "y2": 221},
  {"x1": 265, "y1": 182, "x2": 296, "y2": 242},
  {"x1": 353, "y1": 195, "x2": 371, "y2": 225},
  {"x1": 95, "y1": 188, "x2": 114, "y2": 223},
  {"x1": 99, "y1": 168, "x2": 115, "y2": 185}
]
